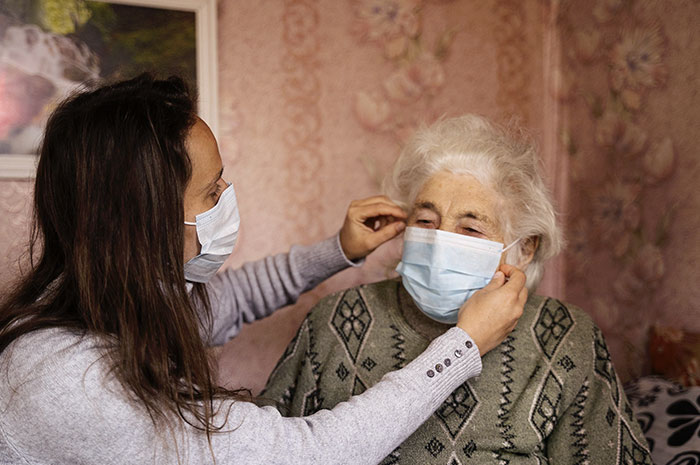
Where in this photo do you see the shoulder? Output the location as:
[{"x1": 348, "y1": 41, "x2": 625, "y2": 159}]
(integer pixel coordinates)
[
  {"x1": 1, "y1": 329, "x2": 110, "y2": 428},
  {"x1": 0, "y1": 329, "x2": 161, "y2": 463},
  {"x1": 524, "y1": 294, "x2": 597, "y2": 336},
  {"x1": 523, "y1": 295, "x2": 610, "y2": 373},
  {"x1": 0, "y1": 328, "x2": 121, "y2": 407},
  {"x1": 518, "y1": 295, "x2": 602, "y2": 367},
  {"x1": 1, "y1": 327, "x2": 103, "y2": 381},
  {"x1": 0, "y1": 327, "x2": 151, "y2": 434}
]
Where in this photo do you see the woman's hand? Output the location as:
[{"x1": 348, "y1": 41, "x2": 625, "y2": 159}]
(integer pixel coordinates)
[
  {"x1": 456, "y1": 264, "x2": 528, "y2": 356},
  {"x1": 339, "y1": 196, "x2": 407, "y2": 261}
]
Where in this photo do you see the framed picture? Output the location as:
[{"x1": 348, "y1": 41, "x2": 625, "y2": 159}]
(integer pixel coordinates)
[{"x1": 0, "y1": 0, "x2": 217, "y2": 179}]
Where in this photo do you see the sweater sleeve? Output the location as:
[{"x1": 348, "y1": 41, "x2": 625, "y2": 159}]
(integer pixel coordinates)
[
  {"x1": 203, "y1": 234, "x2": 359, "y2": 346},
  {"x1": 0, "y1": 327, "x2": 482, "y2": 465},
  {"x1": 545, "y1": 326, "x2": 652, "y2": 464}
]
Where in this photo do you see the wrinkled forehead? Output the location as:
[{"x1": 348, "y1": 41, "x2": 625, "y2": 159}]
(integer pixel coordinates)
[
  {"x1": 411, "y1": 171, "x2": 499, "y2": 210},
  {"x1": 410, "y1": 171, "x2": 507, "y2": 230}
]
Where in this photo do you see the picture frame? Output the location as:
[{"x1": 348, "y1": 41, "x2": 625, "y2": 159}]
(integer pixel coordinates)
[{"x1": 0, "y1": 0, "x2": 218, "y2": 179}]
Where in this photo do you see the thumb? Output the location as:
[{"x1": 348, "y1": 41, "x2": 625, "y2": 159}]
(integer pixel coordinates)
[{"x1": 482, "y1": 270, "x2": 506, "y2": 290}]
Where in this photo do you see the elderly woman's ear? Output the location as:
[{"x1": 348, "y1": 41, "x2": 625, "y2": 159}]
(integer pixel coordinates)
[{"x1": 517, "y1": 236, "x2": 540, "y2": 269}]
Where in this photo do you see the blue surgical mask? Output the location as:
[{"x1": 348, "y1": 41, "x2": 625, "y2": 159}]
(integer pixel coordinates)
[
  {"x1": 396, "y1": 226, "x2": 520, "y2": 324},
  {"x1": 184, "y1": 183, "x2": 240, "y2": 283}
]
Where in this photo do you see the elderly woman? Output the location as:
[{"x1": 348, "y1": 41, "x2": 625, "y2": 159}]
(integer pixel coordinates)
[{"x1": 263, "y1": 115, "x2": 652, "y2": 464}]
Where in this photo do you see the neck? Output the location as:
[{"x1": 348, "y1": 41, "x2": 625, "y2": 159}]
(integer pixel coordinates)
[{"x1": 398, "y1": 284, "x2": 451, "y2": 341}]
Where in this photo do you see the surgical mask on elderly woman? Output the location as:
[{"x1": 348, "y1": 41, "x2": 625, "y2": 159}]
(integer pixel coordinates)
[
  {"x1": 395, "y1": 226, "x2": 520, "y2": 324},
  {"x1": 184, "y1": 183, "x2": 240, "y2": 283}
]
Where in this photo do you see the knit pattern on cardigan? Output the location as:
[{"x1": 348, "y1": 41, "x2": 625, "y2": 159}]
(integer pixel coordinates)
[{"x1": 263, "y1": 279, "x2": 652, "y2": 464}]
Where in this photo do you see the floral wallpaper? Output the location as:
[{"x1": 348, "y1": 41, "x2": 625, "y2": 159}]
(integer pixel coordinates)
[
  {"x1": 0, "y1": 181, "x2": 31, "y2": 282},
  {"x1": 351, "y1": 0, "x2": 455, "y2": 143},
  {"x1": 0, "y1": 0, "x2": 697, "y2": 393},
  {"x1": 558, "y1": 0, "x2": 700, "y2": 382}
]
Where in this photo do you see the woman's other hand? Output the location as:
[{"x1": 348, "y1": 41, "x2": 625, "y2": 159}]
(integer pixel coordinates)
[
  {"x1": 456, "y1": 264, "x2": 528, "y2": 356},
  {"x1": 339, "y1": 196, "x2": 407, "y2": 261}
]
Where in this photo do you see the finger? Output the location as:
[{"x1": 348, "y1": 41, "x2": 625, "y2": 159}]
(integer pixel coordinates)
[
  {"x1": 352, "y1": 203, "x2": 407, "y2": 223},
  {"x1": 363, "y1": 221, "x2": 406, "y2": 250},
  {"x1": 482, "y1": 270, "x2": 506, "y2": 291},
  {"x1": 499, "y1": 263, "x2": 520, "y2": 277},
  {"x1": 518, "y1": 286, "x2": 529, "y2": 306},
  {"x1": 501, "y1": 265, "x2": 526, "y2": 291},
  {"x1": 364, "y1": 215, "x2": 396, "y2": 231}
]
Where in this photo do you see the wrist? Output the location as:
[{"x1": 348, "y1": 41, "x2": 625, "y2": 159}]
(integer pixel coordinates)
[
  {"x1": 455, "y1": 323, "x2": 482, "y2": 356},
  {"x1": 339, "y1": 229, "x2": 354, "y2": 259},
  {"x1": 335, "y1": 233, "x2": 364, "y2": 267}
]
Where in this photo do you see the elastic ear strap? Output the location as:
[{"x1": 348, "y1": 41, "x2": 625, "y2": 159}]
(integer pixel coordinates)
[{"x1": 502, "y1": 237, "x2": 521, "y2": 253}]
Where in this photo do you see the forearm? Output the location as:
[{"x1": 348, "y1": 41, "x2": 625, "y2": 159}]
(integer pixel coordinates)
[
  {"x1": 3, "y1": 327, "x2": 478, "y2": 465},
  {"x1": 206, "y1": 327, "x2": 482, "y2": 464},
  {"x1": 204, "y1": 234, "x2": 359, "y2": 345}
]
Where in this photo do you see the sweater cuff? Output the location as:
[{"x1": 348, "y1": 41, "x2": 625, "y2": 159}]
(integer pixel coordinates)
[{"x1": 397, "y1": 327, "x2": 482, "y2": 411}]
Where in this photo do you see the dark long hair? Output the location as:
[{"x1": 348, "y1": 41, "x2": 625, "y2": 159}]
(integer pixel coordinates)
[{"x1": 0, "y1": 74, "x2": 241, "y2": 440}]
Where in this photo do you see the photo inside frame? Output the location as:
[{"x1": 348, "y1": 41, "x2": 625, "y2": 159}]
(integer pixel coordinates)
[{"x1": 0, "y1": 0, "x2": 197, "y2": 155}]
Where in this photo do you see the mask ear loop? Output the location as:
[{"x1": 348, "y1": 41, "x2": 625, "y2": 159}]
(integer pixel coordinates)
[
  {"x1": 502, "y1": 237, "x2": 522, "y2": 253},
  {"x1": 499, "y1": 238, "x2": 522, "y2": 270}
]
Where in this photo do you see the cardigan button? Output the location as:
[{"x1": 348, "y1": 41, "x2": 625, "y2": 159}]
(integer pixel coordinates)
[
  {"x1": 444, "y1": 358, "x2": 451, "y2": 367},
  {"x1": 435, "y1": 363, "x2": 443, "y2": 373},
  {"x1": 454, "y1": 349, "x2": 463, "y2": 358},
  {"x1": 465, "y1": 340, "x2": 473, "y2": 349},
  {"x1": 427, "y1": 369, "x2": 435, "y2": 378}
]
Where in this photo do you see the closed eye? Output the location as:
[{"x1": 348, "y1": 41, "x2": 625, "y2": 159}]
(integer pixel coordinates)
[
  {"x1": 459, "y1": 226, "x2": 485, "y2": 237},
  {"x1": 411, "y1": 205, "x2": 440, "y2": 228},
  {"x1": 416, "y1": 219, "x2": 437, "y2": 228}
]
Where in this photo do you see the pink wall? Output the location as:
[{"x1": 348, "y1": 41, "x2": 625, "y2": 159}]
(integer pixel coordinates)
[
  {"x1": 0, "y1": 0, "x2": 697, "y2": 392},
  {"x1": 558, "y1": 0, "x2": 700, "y2": 382}
]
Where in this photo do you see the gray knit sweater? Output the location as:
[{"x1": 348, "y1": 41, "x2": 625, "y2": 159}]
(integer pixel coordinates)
[{"x1": 0, "y1": 236, "x2": 482, "y2": 465}]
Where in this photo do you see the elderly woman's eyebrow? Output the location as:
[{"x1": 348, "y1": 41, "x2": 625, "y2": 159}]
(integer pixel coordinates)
[
  {"x1": 414, "y1": 201, "x2": 440, "y2": 214},
  {"x1": 458, "y1": 210, "x2": 490, "y2": 224}
]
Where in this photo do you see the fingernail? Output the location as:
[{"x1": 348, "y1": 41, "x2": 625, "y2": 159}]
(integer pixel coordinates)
[
  {"x1": 396, "y1": 222, "x2": 406, "y2": 231},
  {"x1": 494, "y1": 271, "x2": 504, "y2": 279}
]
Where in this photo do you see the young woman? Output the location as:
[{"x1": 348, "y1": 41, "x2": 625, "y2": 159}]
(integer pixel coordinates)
[{"x1": 0, "y1": 74, "x2": 526, "y2": 464}]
